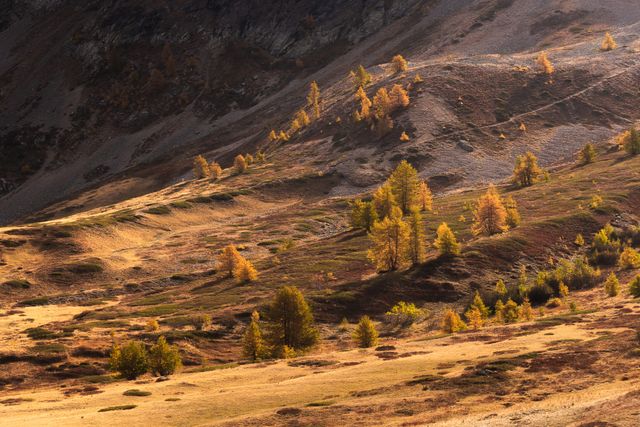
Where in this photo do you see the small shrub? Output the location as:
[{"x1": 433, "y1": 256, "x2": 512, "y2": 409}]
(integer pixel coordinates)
[
  {"x1": 604, "y1": 272, "x2": 620, "y2": 297},
  {"x1": 619, "y1": 247, "x2": 640, "y2": 269},
  {"x1": 385, "y1": 301, "x2": 427, "y2": 327},
  {"x1": 575, "y1": 234, "x2": 585, "y2": 246},
  {"x1": 146, "y1": 319, "x2": 160, "y2": 332},
  {"x1": 589, "y1": 195, "x2": 603, "y2": 210},
  {"x1": 149, "y1": 336, "x2": 182, "y2": 376},
  {"x1": 569, "y1": 301, "x2": 578, "y2": 313},
  {"x1": 519, "y1": 298, "x2": 534, "y2": 321},
  {"x1": 502, "y1": 299, "x2": 519, "y2": 323},
  {"x1": 234, "y1": 154, "x2": 247, "y2": 174},
  {"x1": 353, "y1": 315, "x2": 379, "y2": 348},
  {"x1": 527, "y1": 282, "x2": 553, "y2": 305},
  {"x1": 391, "y1": 54, "x2": 408, "y2": 73},
  {"x1": 190, "y1": 314, "x2": 211, "y2": 331},
  {"x1": 338, "y1": 318, "x2": 350, "y2": 332},
  {"x1": 578, "y1": 143, "x2": 597, "y2": 165},
  {"x1": 110, "y1": 341, "x2": 149, "y2": 380}
]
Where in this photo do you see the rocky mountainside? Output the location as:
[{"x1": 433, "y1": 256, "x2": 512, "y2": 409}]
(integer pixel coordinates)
[{"x1": 1, "y1": 0, "x2": 640, "y2": 225}]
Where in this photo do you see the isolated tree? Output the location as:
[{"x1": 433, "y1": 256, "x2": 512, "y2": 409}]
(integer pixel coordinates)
[
  {"x1": 307, "y1": 81, "x2": 321, "y2": 119},
  {"x1": 210, "y1": 161, "x2": 222, "y2": 180},
  {"x1": 162, "y1": 43, "x2": 177, "y2": 77},
  {"x1": 351, "y1": 65, "x2": 372, "y2": 88},
  {"x1": 353, "y1": 315, "x2": 379, "y2": 348},
  {"x1": 234, "y1": 154, "x2": 247, "y2": 173},
  {"x1": 434, "y1": 222, "x2": 460, "y2": 257},
  {"x1": 629, "y1": 275, "x2": 640, "y2": 298},
  {"x1": 217, "y1": 244, "x2": 243, "y2": 277},
  {"x1": 193, "y1": 155, "x2": 211, "y2": 179},
  {"x1": 389, "y1": 84, "x2": 410, "y2": 109},
  {"x1": 268, "y1": 129, "x2": 278, "y2": 142},
  {"x1": 604, "y1": 272, "x2": 620, "y2": 297},
  {"x1": 367, "y1": 210, "x2": 410, "y2": 271},
  {"x1": 391, "y1": 54, "x2": 408, "y2": 73},
  {"x1": 110, "y1": 341, "x2": 149, "y2": 380},
  {"x1": 495, "y1": 279, "x2": 507, "y2": 299},
  {"x1": 388, "y1": 160, "x2": 421, "y2": 215},
  {"x1": 268, "y1": 286, "x2": 319, "y2": 351},
  {"x1": 600, "y1": 32, "x2": 617, "y2": 51},
  {"x1": 558, "y1": 282, "x2": 570, "y2": 298},
  {"x1": 245, "y1": 153, "x2": 254, "y2": 165},
  {"x1": 575, "y1": 233, "x2": 585, "y2": 246},
  {"x1": 407, "y1": 208, "x2": 426, "y2": 265},
  {"x1": 472, "y1": 185, "x2": 508, "y2": 236},
  {"x1": 470, "y1": 291, "x2": 490, "y2": 319},
  {"x1": 504, "y1": 195, "x2": 521, "y2": 229},
  {"x1": 373, "y1": 182, "x2": 398, "y2": 219},
  {"x1": 536, "y1": 52, "x2": 554, "y2": 75},
  {"x1": 234, "y1": 258, "x2": 258, "y2": 283},
  {"x1": 578, "y1": 143, "x2": 597, "y2": 165},
  {"x1": 441, "y1": 308, "x2": 467, "y2": 333},
  {"x1": 414, "y1": 73, "x2": 423, "y2": 83},
  {"x1": 400, "y1": 132, "x2": 410, "y2": 142},
  {"x1": 243, "y1": 311, "x2": 267, "y2": 361},
  {"x1": 355, "y1": 86, "x2": 372, "y2": 121},
  {"x1": 513, "y1": 152, "x2": 542, "y2": 187},
  {"x1": 619, "y1": 247, "x2": 640, "y2": 269},
  {"x1": 149, "y1": 336, "x2": 182, "y2": 376}
]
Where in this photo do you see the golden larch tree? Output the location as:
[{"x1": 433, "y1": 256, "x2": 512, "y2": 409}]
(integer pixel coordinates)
[
  {"x1": 234, "y1": 154, "x2": 247, "y2": 173},
  {"x1": 307, "y1": 81, "x2": 321, "y2": 119},
  {"x1": 408, "y1": 207, "x2": 426, "y2": 265},
  {"x1": 367, "y1": 210, "x2": 410, "y2": 272},
  {"x1": 391, "y1": 54, "x2": 408, "y2": 73},
  {"x1": 372, "y1": 182, "x2": 399, "y2": 220},
  {"x1": 193, "y1": 155, "x2": 211, "y2": 179},
  {"x1": 434, "y1": 222, "x2": 460, "y2": 257},
  {"x1": 355, "y1": 86, "x2": 372, "y2": 120},
  {"x1": 217, "y1": 244, "x2": 243, "y2": 277},
  {"x1": 536, "y1": 52, "x2": 554, "y2": 75},
  {"x1": 389, "y1": 84, "x2": 410, "y2": 109},
  {"x1": 210, "y1": 161, "x2": 222, "y2": 180},
  {"x1": 388, "y1": 160, "x2": 421, "y2": 215},
  {"x1": 601, "y1": 32, "x2": 617, "y2": 51},
  {"x1": 234, "y1": 258, "x2": 258, "y2": 283},
  {"x1": 472, "y1": 185, "x2": 508, "y2": 236},
  {"x1": 418, "y1": 180, "x2": 433, "y2": 212},
  {"x1": 243, "y1": 311, "x2": 267, "y2": 361},
  {"x1": 513, "y1": 151, "x2": 542, "y2": 187},
  {"x1": 353, "y1": 315, "x2": 379, "y2": 348}
]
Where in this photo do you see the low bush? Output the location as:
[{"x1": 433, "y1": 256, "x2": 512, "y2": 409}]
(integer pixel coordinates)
[{"x1": 384, "y1": 301, "x2": 427, "y2": 328}]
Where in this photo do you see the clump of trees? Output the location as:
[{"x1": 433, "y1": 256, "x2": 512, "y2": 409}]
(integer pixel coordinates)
[
  {"x1": 471, "y1": 185, "x2": 521, "y2": 236},
  {"x1": 630, "y1": 275, "x2": 640, "y2": 298},
  {"x1": 217, "y1": 244, "x2": 258, "y2": 283},
  {"x1": 349, "y1": 199, "x2": 378, "y2": 231},
  {"x1": 110, "y1": 336, "x2": 181, "y2": 380},
  {"x1": 353, "y1": 83, "x2": 410, "y2": 135},
  {"x1": 513, "y1": 151, "x2": 543, "y2": 187},
  {"x1": 242, "y1": 286, "x2": 318, "y2": 360}
]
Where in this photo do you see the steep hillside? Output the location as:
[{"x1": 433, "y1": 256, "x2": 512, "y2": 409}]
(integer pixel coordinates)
[{"x1": 1, "y1": 1, "x2": 640, "y2": 426}]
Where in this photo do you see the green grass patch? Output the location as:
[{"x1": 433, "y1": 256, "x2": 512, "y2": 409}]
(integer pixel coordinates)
[
  {"x1": 18, "y1": 297, "x2": 50, "y2": 306},
  {"x1": 144, "y1": 205, "x2": 171, "y2": 215}
]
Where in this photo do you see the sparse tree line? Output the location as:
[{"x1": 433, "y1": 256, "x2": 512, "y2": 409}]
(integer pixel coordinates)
[{"x1": 193, "y1": 151, "x2": 266, "y2": 179}]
